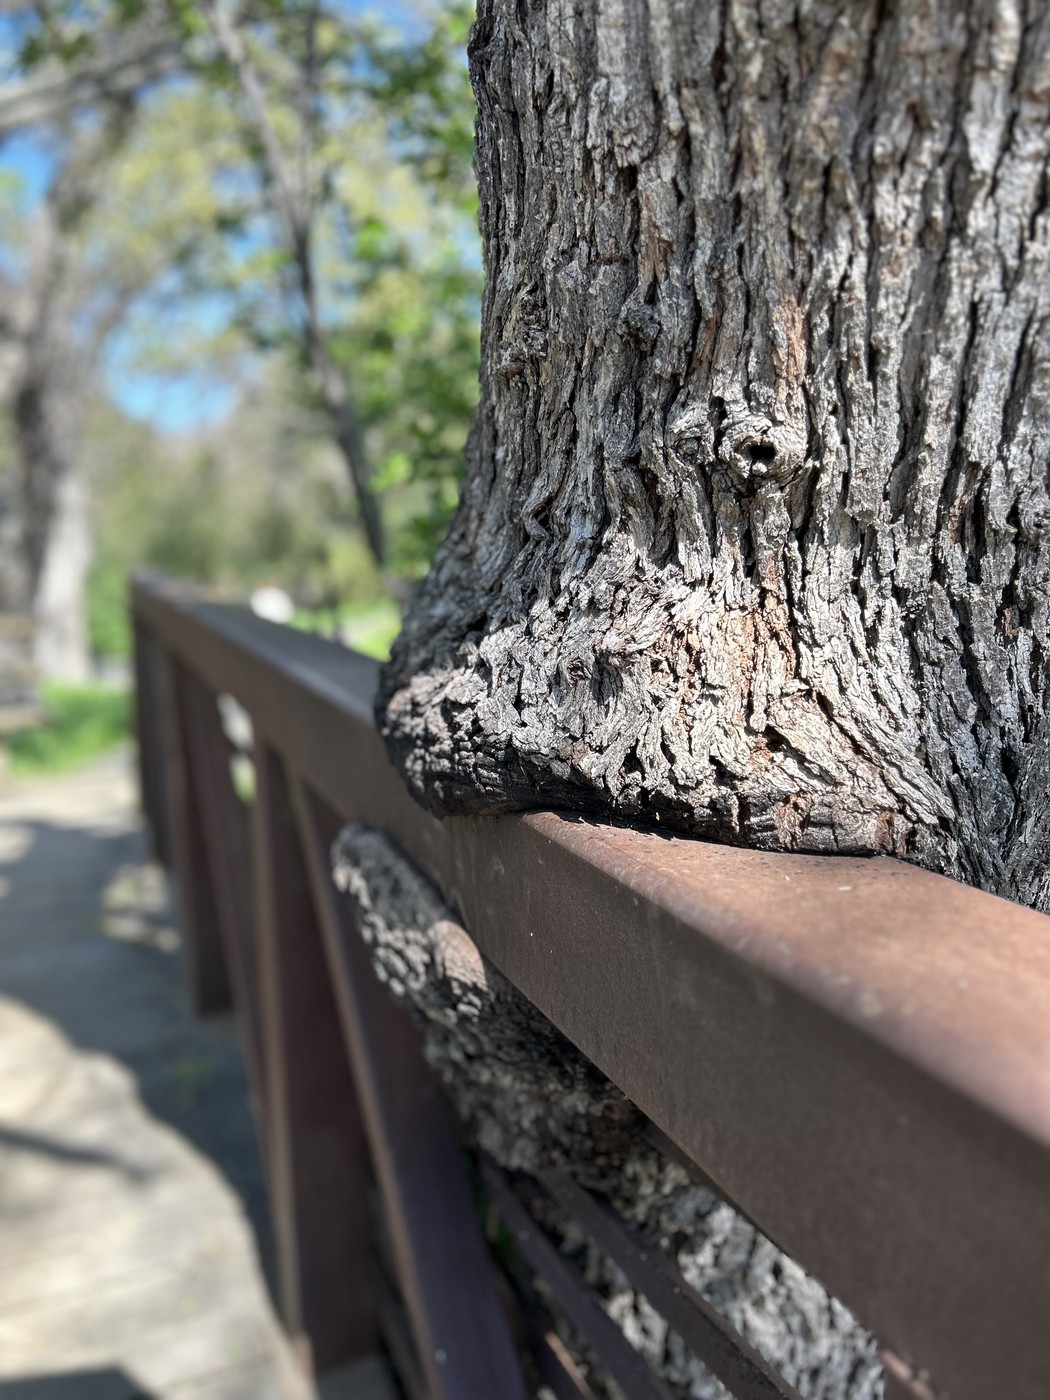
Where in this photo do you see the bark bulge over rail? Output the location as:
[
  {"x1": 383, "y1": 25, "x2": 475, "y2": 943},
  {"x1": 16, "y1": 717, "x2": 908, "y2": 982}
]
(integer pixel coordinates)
[{"x1": 378, "y1": 0, "x2": 1050, "y2": 909}]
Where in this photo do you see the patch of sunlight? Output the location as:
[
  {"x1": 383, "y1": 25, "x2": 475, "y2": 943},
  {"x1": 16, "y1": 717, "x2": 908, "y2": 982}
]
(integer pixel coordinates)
[
  {"x1": 217, "y1": 693, "x2": 256, "y2": 803},
  {"x1": 99, "y1": 863, "x2": 179, "y2": 952},
  {"x1": 230, "y1": 752, "x2": 256, "y2": 803},
  {"x1": 217, "y1": 693, "x2": 253, "y2": 751},
  {"x1": 84, "y1": 800, "x2": 140, "y2": 839},
  {"x1": 0, "y1": 823, "x2": 34, "y2": 865},
  {"x1": 0, "y1": 997, "x2": 310, "y2": 1399},
  {"x1": 0, "y1": 995, "x2": 81, "y2": 1123}
]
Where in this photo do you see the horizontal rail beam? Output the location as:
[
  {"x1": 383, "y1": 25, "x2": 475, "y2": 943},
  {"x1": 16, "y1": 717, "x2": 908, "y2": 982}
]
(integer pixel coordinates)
[{"x1": 131, "y1": 572, "x2": 1050, "y2": 1400}]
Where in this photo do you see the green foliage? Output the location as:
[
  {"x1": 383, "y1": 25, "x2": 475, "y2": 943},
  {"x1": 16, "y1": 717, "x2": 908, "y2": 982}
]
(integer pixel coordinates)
[
  {"x1": 363, "y1": 2, "x2": 479, "y2": 209},
  {"x1": 338, "y1": 214, "x2": 480, "y2": 576},
  {"x1": 5, "y1": 0, "x2": 484, "y2": 623},
  {"x1": 88, "y1": 561, "x2": 133, "y2": 659},
  {"x1": 84, "y1": 382, "x2": 392, "y2": 616},
  {"x1": 292, "y1": 597, "x2": 402, "y2": 661},
  {"x1": 7, "y1": 683, "x2": 131, "y2": 776},
  {"x1": 329, "y1": 3, "x2": 483, "y2": 574}
]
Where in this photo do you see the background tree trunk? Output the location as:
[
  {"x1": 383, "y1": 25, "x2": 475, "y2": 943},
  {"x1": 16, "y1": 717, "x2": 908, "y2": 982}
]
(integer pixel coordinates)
[
  {"x1": 1, "y1": 202, "x2": 94, "y2": 683},
  {"x1": 204, "y1": 0, "x2": 386, "y2": 567},
  {"x1": 30, "y1": 467, "x2": 92, "y2": 683},
  {"x1": 0, "y1": 108, "x2": 134, "y2": 684},
  {"x1": 379, "y1": 0, "x2": 1050, "y2": 911}
]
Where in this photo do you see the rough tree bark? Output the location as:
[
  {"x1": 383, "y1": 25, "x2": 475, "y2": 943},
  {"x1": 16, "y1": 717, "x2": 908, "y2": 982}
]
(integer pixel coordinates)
[{"x1": 379, "y1": 0, "x2": 1050, "y2": 911}]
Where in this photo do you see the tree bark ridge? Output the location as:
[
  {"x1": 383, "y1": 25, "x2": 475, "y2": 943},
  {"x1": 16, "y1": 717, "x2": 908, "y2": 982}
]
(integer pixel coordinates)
[{"x1": 379, "y1": 0, "x2": 1050, "y2": 910}]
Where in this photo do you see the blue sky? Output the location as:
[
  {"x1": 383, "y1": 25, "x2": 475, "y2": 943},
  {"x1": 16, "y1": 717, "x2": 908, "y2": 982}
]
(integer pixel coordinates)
[
  {"x1": 110, "y1": 369, "x2": 238, "y2": 433},
  {"x1": 1, "y1": 131, "x2": 49, "y2": 206},
  {"x1": 103, "y1": 326, "x2": 241, "y2": 434}
]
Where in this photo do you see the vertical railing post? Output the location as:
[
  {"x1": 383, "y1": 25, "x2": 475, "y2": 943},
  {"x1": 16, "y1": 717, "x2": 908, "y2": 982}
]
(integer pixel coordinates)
[
  {"x1": 252, "y1": 738, "x2": 376, "y2": 1374},
  {"x1": 131, "y1": 616, "x2": 171, "y2": 867},
  {"x1": 175, "y1": 665, "x2": 267, "y2": 1117},
  {"x1": 156, "y1": 647, "x2": 232, "y2": 1016},
  {"x1": 291, "y1": 779, "x2": 531, "y2": 1400}
]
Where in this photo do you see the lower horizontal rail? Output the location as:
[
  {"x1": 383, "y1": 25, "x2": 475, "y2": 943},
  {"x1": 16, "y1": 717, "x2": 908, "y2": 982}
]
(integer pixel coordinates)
[
  {"x1": 481, "y1": 1160, "x2": 675, "y2": 1400},
  {"x1": 537, "y1": 1171, "x2": 801, "y2": 1400}
]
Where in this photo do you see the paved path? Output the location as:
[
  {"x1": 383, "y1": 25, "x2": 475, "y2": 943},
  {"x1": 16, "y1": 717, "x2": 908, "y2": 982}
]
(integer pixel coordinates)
[{"x1": 0, "y1": 752, "x2": 394, "y2": 1400}]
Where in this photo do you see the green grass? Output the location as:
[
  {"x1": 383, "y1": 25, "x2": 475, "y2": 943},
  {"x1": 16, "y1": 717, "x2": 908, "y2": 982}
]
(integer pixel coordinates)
[{"x1": 6, "y1": 682, "x2": 132, "y2": 777}]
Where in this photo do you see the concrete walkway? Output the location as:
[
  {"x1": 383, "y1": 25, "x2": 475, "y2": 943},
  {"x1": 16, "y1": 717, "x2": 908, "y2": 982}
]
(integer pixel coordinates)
[{"x1": 0, "y1": 752, "x2": 393, "y2": 1400}]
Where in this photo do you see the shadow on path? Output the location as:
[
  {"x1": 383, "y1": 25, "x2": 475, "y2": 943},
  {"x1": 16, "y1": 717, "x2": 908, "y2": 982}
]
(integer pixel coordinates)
[
  {"x1": 0, "y1": 756, "x2": 297, "y2": 1398},
  {"x1": 0, "y1": 790, "x2": 273, "y2": 1277},
  {"x1": 0, "y1": 1368, "x2": 156, "y2": 1399}
]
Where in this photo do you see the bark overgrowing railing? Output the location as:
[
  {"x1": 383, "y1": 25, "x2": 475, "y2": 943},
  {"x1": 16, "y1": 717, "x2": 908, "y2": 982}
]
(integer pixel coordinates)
[{"x1": 131, "y1": 572, "x2": 1050, "y2": 1400}]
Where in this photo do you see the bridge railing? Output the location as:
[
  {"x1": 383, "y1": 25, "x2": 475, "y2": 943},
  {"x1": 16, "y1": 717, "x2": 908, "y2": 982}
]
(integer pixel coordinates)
[{"x1": 131, "y1": 571, "x2": 1050, "y2": 1400}]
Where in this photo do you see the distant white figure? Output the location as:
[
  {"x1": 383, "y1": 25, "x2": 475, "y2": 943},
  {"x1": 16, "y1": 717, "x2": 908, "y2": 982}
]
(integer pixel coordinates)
[{"x1": 249, "y1": 585, "x2": 295, "y2": 625}]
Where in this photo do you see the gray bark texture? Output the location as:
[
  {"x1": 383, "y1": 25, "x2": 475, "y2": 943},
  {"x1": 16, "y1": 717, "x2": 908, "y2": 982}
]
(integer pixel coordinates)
[
  {"x1": 32, "y1": 468, "x2": 92, "y2": 683},
  {"x1": 378, "y1": 0, "x2": 1050, "y2": 911},
  {"x1": 332, "y1": 826, "x2": 882, "y2": 1399}
]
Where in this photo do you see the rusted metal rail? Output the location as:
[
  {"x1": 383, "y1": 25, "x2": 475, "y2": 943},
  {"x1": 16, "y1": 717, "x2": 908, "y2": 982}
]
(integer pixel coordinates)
[{"x1": 131, "y1": 572, "x2": 1050, "y2": 1400}]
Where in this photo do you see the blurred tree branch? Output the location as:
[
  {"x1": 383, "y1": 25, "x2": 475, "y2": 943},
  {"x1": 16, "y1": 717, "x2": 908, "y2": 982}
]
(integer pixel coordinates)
[
  {"x1": 0, "y1": 21, "x2": 179, "y2": 134},
  {"x1": 0, "y1": 0, "x2": 481, "y2": 654},
  {"x1": 201, "y1": 0, "x2": 384, "y2": 565}
]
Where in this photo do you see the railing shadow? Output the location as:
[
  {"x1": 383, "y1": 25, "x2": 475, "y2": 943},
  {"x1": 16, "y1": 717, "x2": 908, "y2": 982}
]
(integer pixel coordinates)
[{"x1": 0, "y1": 1369, "x2": 155, "y2": 1398}]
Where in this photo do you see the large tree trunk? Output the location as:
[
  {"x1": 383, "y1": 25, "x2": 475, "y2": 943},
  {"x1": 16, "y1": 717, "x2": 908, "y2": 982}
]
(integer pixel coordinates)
[{"x1": 379, "y1": 0, "x2": 1050, "y2": 910}]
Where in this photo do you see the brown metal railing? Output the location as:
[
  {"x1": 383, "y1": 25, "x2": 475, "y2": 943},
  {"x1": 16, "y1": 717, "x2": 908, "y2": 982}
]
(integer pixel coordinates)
[{"x1": 131, "y1": 572, "x2": 1050, "y2": 1400}]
